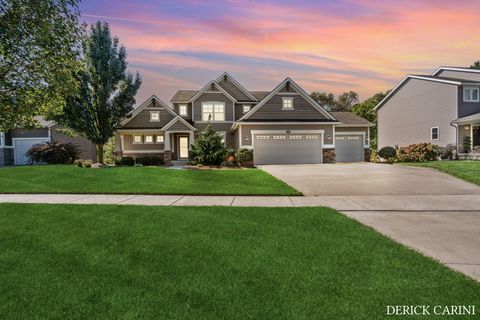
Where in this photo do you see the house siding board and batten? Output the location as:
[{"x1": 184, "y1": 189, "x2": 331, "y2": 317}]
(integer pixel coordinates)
[
  {"x1": 377, "y1": 78, "x2": 457, "y2": 149},
  {"x1": 216, "y1": 77, "x2": 252, "y2": 101},
  {"x1": 193, "y1": 92, "x2": 234, "y2": 122},
  {"x1": 122, "y1": 107, "x2": 174, "y2": 129}
]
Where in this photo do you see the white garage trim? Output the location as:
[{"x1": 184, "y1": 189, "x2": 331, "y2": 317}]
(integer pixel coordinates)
[
  {"x1": 250, "y1": 130, "x2": 324, "y2": 148},
  {"x1": 335, "y1": 131, "x2": 369, "y2": 148}
]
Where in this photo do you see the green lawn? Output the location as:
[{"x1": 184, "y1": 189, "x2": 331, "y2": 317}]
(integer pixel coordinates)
[
  {"x1": 0, "y1": 204, "x2": 478, "y2": 319},
  {"x1": 400, "y1": 161, "x2": 480, "y2": 186},
  {"x1": 0, "y1": 165, "x2": 299, "y2": 195}
]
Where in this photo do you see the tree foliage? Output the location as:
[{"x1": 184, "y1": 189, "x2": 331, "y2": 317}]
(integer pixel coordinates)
[
  {"x1": 190, "y1": 124, "x2": 227, "y2": 165},
  {"x1": 471, "y1": 61, "x2": 480, "y2": 69},
  {"x1": 26, "y1": 140, "x2": 80, "y2": 164},
  {"x1": 57, "y1": 21, "x2": 141, "y2": 163},
  {"x1": 310, "y1": 91, "x2": 359, "y2": 111},
  {"x1": 351, "y1": 91, "x2": 389, "y2": 151},
  {"x1": 0, "y1": 0, "x2": 84, "y2": 130}
]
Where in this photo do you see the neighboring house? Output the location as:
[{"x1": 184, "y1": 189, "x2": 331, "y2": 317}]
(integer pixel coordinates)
[
  {"x1": 375, "y1": 66, "x2": 480, "y2": 152},
  {"x1": 115, "y1": 73, "x2": 373, "y2": 165},
  {"x1": 0, "y1": 117, "x2": 96, "y2": 166}
]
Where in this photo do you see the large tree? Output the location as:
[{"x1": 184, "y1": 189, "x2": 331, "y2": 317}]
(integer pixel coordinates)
[
  {"x1": 471, "y1": 60, "x2": 480, "y2": 69},
  {"x1": 0, "y1": 0, "x2": 83, "y2": 131},
  {"x1": 350, "y1": 91, "x2": 389, "y2": 151},
  {"x1": 310, "y1": 91, "x2": 359, "y2": 111},
  {"x1": 58, "y1": 21, "x2": 141, "y2": 163}
]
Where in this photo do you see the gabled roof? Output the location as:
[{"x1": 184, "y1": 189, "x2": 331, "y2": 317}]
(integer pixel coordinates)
[
  {"x1": 161, "y1": 115, "x2": 196, "y2": 131},
  {"x1": 121, "y1": 95, "x2": 176, "y2": 126},
  {"x1": 171, "y1": 90, "x2": 197, "y2": 102},
  {"x1": 189, "y1": 81, "x2": 237, "y2": 103},
  {"x1": 250, "y1": 91, "x2": 270, "y2": 101},
  {"x1": 432, "y1": 66, "x2": 480, "y2": 76},
  {"x1": 238, "y1": 78, "x2": 337, "y2": 121},
  {"x1": 330, "y1": 112, "x2": 373, "y2": 126},
  {"x1": 214, "y1": 72, "x2": 258, "y2": 101},
  {"x1": 451, "y1": 112, "x2": 480, "y2": 125}
]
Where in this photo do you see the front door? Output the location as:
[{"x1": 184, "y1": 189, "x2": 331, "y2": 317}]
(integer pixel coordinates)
[
  {"x1": 473, "y1": 126, "x2": 480, "y2": 149},
  {"x1": 178, "y1": 136, "x2": 189, "y2": 159}
]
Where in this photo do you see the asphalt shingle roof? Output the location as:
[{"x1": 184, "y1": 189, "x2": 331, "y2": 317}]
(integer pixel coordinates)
[{"x1": 330, "y1": 112, "x2": 373, "y2": 126}]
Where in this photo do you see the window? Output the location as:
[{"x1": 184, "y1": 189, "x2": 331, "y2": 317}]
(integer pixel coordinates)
[
  {"x1": 145, "y1": 135, "x2": 153, "y2": 143},
  {"x1": 156, "y1": 135, "x2": 164, "y2": 143},
  {"x1": 256, "y1": 135, "x2": 270, "y2": 140},
  {"x1": 289, "y1": 135, "x2": 302, "y2": 140},
  {"x1": 463, "y1": 86, "x2": 479, "y2": 102},
  {"x1": 133, "y1": 135, "x2": 142, "y2": 144},
  {"x1": 202, "y1": 102, "x2": 225, "y2": 121},
  {"x1": 431, "y1": 127, "x2": 439, "y2": 140},
  {"x1": 306, "y1": 135, "x2": 318, "y2": 140},
  {"x1": 242, "y1": 105, "x2": 251, "y2": 113},
  {"x1": 273, "y1": 135, "x2": 286, "y2": 140},
  {"x1": 179, "y1": 104, "x2": 188, "y2": 116},
  {"x1": 150, "y1": 111, "x2": 160, "y2": 122},
  {"x1": 282, "y1": 97, "x2": 294, "y2": 110}
]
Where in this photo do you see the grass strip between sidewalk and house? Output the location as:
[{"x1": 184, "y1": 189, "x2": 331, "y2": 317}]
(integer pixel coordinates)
[
  {"x1": 0, "y1": 165, "x2": 300, "y2": 195},
  {"x1": 399, "y1": 160, "x2": 480, "y2": 187},
  {"x1": 0, "y1": 204, "x2": 478, "y2": 319}
]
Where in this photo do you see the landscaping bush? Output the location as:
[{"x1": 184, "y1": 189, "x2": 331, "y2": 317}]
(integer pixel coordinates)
[
  {"x1": 226, "y1": 149, "x2": 236, "y2": 162},
  {"x1": 464, "y1": 136, "x2": 472, "y2": 153},
  {"x1": 190, "y1": 124, "x2": 227, "y2": 165},
  {"x1": 378, "y1": 146, "x2": 396, "y2": 160},
  {"x1": 116, "y1": 156, "x2": 135, "y2": 166},
  {"x1": 135, "y1": 156, "x2": 164, "y2": 166},
  {"x1": 26, "y1": 140, "x2": 81, "y2": 165},
  {"x1": 370, "y1": 150, "x2": 380, "y2": 163},
  {"x1": 236, "y1": 148, "x2": 253, "y2": 163},
  {"x1": 395, "y1": 143, "x2": 438, "y2": 162},
  {"x1": 83, "y1": 160, "x2": 92, "y2": 168},
  {"x1": 437, "y1": 144, "x2": 456, "y2": 160},
  {"x1": 74, "y1": 159, "x2": 84, "y2": 167}
]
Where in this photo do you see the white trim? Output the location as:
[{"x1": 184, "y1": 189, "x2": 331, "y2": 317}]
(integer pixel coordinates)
[
  {"x1": 236, "y1": 121, "x2": 339, "y2": 125},
  {"x1": 336, "y1": 124, "x2": 374, "y2": 127},
  {"x1": 430, "y1": 126, "x2": 439, "y2": 141},
  {"x1": 462, "y1": 86, "x2": 480, "y2": 102},
  {"x1": 239, "y1": 78, "x2": 337, "y2": 121},
  {"x1": 10, "y1": 137, "x2": 49, "y2": 140},
  {"x1": 374, "y1": 75, "x2": 462, "y2": 111},
  {"x1": 275, "y1": 92, "x2": 299, "y2": 96},
  {"x1": 133, "y1": 135, "x2": 143, "y2": 144},
  {"x1": 215, "y1": 72, "x2": 258, "y2": 101},
  {"x1": 238, "y1": 125, "x2": 242, "y2": 148},
  {"x1": 281, "y1": 97, "x2": 294, "y2": 110},
  {"x1": 122, "y1": 150, "x2": 164, "y2": 154},
  {"x1": 189, "y1": 81, "x2": 237, "y2": 103},
  {"x1": 432, "y1": 66, "x2": 480, "y2": 76},
  {"x1": 121, "y1": 95, "x2": 176, "y2": 126},
  {"x1": 0, "y1": 132, "x2": 5, "y2": 147},
  {"x1": 195, "y1": 121, "x2": 233, "y2": 124},
  {"x1": 149, "y1": 111, "x2": 160, "y2": 122},
  {"x1": 239, "y1": 145, "x2": 254, "y2": 149},
  {"x1": 335, "y1": 131, "x2": 369, "y2": 148},
  {"x1": 161, "y1": 116, "x2": 196, "y2": 131},
  {"x1": 323, "y1": 144, "x2": 335, "y2": 148},
  {"x1": 120, "y1": 135, "x2": 125, "y2": 151},
  {"x1": 178, "y1": 104, "x2": 188, "y2": 117},
  {"x1": 201, "y1": 101, "x2": 226, "y2": 122}
]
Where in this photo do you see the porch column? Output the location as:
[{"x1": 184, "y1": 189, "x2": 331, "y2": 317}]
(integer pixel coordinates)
[
  {"x1": 164, "y1": 132, "x2": 171, "y2": 150},
  {"x1": 189, "y1": 131, "x2": 194, "y2": 150},
  {"x1": 0, "y1": 132, "x2": 4, "y2": 147},
  {"x1": 119, "y1": 135, "x2": 124, "y2": 151},
  {"x1": 164, "y1": 132, "x2": 172, "y2": 166}
]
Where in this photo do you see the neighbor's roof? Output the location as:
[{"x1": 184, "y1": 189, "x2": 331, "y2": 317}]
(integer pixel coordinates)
[
  {"x1": 330, "y1": 112, "x2": 373, "y2": 126},
  {"x1": 34, "y1": 116, "x2": 56, "y2": 128},
  {"x1": 170, "y1": 90, "x2": 197, "y2": 102},
  {"x1": 410, "y1": 75, "x2": 480, "y2": 84},
  {"x1": 451, "y1": 112, "x2": 480, "y2": 125}
]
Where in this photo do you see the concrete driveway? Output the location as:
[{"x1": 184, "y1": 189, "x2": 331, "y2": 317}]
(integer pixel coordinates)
[{"x1": 260, "y1": 163, "x2": 480, "y2": 196}]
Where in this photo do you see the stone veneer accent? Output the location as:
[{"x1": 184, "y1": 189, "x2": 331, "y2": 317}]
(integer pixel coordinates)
[
  {"x1": 322, "y1": 149, "x2": 336, "y2": 163},
  {"x1": 364, "y1": 149, "x2": 371, "y2": 162},
  {"x1": 163, "y1": 151, "x2": 172, "y2": 166}
]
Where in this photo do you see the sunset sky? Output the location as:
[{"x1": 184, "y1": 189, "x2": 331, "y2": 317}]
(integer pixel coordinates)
[{"x1": 80, "y1": 0, "x2": 480, "y2": 105}]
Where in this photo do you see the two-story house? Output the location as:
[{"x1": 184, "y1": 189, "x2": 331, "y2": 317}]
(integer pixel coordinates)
[
  {"x1": 375, "y1": 66, "x2": 480, "y2": 152},
  {"x1": 116, "y1": 73, "x2": 372, "y2": 165}
]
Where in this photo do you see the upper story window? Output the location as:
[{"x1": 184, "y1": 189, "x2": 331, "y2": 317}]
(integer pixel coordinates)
[
  {"x1": 282, "y1": 97, "x2": 294, "y2": 110},
  {"x1": 179, "y1": 104, "x2": 188, "y2": 116},
  {"x1": 431, "y1": 127, "x2": 439, "y2": 140},
  {"x1": 463, "y1": 86, "x2": 479, "y2": 102},
  {"x1": 242, "y1": 105, "x2": 251, "y2": 113},
  {"x1": 133, "y1": 135, "x2": 142, "y2": 144},
  {"x1": 150, "y1": 111, "x2": 160, "y2": 122},
  {"x1": 202, "y1": 102, "x2": 225, "y2": 121}
]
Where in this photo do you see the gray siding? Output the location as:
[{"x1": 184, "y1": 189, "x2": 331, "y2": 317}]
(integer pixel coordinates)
[
  {"x1": 122, "y1": 107, "x2": 175, "y2": 129},
  {"x1": 239, "y1": 124, "x2": 334, "y2": 146},
  {"x1": 216, "y1": 77, "x2": 251, "y2": 101},
  {"x1": 51, "y1": 125, "x2": 96, "y2": 160},
  {"x1": 10, "y1": 128, "x2": 49, "y2": 139},
  {"x1": 168, "y1": 119, "x2": 193, "y2": 131},
  {"x1": 173, "y1": 102, "x2": 193, "y2": 121},
  {"x1": 192, "y1": 92, "x2": 234, "y2": 122},
  {"x1": 377, "y1": 78, "x2": 457, "y2": 149},
  {"x1": 435, "y1": 70, "x2": 480, "y2": 81},
  {"x1": 249, "y1": 94, "x2": 328, "y2": 120},
  {"x1": 235, "y1": 103, "x2": 255, "y2": 121},
  {"x1": 336, "y1": 127, "x2": 369, "y2": 146},
  {"x1": 195, "y1": 122, "x2": 234, "y2": 148},
  {"x1": 457, "y1": 87, "x2": 480, "y2": 117}
]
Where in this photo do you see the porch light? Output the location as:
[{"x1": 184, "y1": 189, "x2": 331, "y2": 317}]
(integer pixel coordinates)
[
  {"x1": 245, "y1": 136, "x2": 249, "y2": 141},
  {"x1": 326, "y1": 135, "x2": 331, "y2": 140},
  {"x1": 465, "y1": 125, "x2": 470, "y2": 130}
]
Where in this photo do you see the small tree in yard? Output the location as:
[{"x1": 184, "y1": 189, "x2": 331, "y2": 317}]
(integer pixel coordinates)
[
  {"x1": 190, "y1": 124, "x2": 227, "y2": 165},
  {"x1": 57, "y1": 21, "x2": 141, "y2": 163}
]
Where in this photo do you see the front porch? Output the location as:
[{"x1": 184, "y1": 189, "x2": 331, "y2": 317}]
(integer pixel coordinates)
[{"x1": 453, "y1": 113, "x2": 480, "y2": 155}]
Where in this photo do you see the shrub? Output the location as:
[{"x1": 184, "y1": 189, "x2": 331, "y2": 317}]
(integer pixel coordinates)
[
  {"x1": 464, "y1": 136, "x2": 472, "y2": 153},
  {"x1": 226, "y1": 149, "x2": 236, "y2": 162},
  {"x1": 83, "y1": 160, "x2": 92, "y2": 168},
  {"x1": 378, "y1": 146, "x2": 396, "y2": 160},
  {"x1": 116, "y1": 156, "x2": 134, "y2": 166},
  {"x1": 236, "y1": 148, "x2": 253, "y2": 163},
  {"x1": 74, "y1": 159, "x2": 84, "y2": 167},
  {"x1": 26, "y1": 140, "x2": 81, "y2": 165},
  {"x1": 370, "y1": 150, "x2": 380, "y2": 163},
  {"x1": 190, "y1": 124, "x2": 227, "y2": 165},
  {"x1": 136, "y1": 156, "x2": 164, "y2": 166},
  {"x1": 437, "y1": 144, "x2": 456, "y2": 160},
  {"x1": 395, "y1": 143, "x2": 438, "y2": 162},
  {"x1": 221, "y1": 160, "x2": 240, "y2": 168}
]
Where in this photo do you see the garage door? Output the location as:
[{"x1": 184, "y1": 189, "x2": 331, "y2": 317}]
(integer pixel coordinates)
[
  {"x1": 14, "y1": 138, "x2": 49, "y2": 165},
  {"x1": 253, "y1": 133, "x2": 322, "y2": 165},
  {"x1": 335, "y1": 134, "x2": 364, "y2": 162}
]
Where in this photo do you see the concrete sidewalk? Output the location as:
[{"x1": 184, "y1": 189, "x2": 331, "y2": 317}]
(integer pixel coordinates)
[{"x1": 1, "y1": 193, "x2": 480, "y2": 210}]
